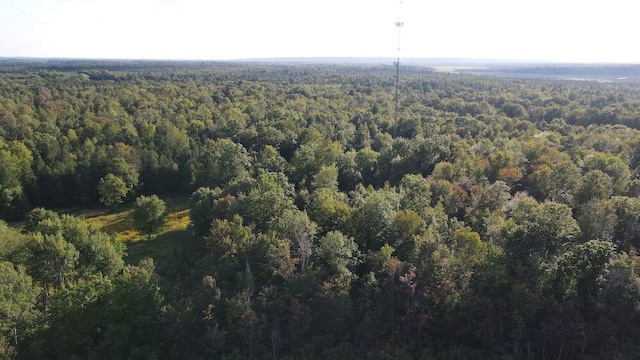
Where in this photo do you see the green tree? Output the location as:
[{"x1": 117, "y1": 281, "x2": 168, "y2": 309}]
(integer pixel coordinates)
[
  {"x1": 59, "y1": 215, "x2": 125, "y2": 278},
  {"x1": 189, "y1": 187, "x2": 222, "y2": 236},
  {"x1": 612, "y1": 196, "x2": 640, "y2": 250},
  {"x1": 201, "y1": 216, "x2": 262, "y2": 291},
  {"x1": 315, "y1": 231, "x2": 358, "y2": 275},
  {"x1": 336, "y1": 151, "x2": 363, "y2": 192},
  {"x1": 548, "y1": 240, "x2": 614, "y2": 304},
  {"x1": 256, "y1": 145, "x2": 288, "y2": 175},
  {"x1": 0, "y1": 221, "x2": 28, "y2": 264},
  {"x1": 355, "y1": 147, "x2": 379, "y2": 186},
  {"x1": 398, "y1": 173, "x2": 432, "y2": 219},
  {"x1": 487, "y1": 180, "x2": 512, "y2": 211},
  {"x1": 577, "y1": 170, "x2": 613, "y2": 204},
  {"x1": 102, "y1": 143, "x2": 140, "y2": 195},
  {"x1": 27, "y1": 233, "x2": 79, "y2": 315},
  {"x1": 506, "y1": 197, "x2": 581, "y2": 300},
  {"x1": 314, "y1": 230, "x2": 359, "y2": 291},
  {"x1": 508, "y1": 199, "x2": 581, "y2": 262},
  {"x1": 22, "y1": 207, "x2": 61, "y2": 235},
  {"x1": 570, "y1": 239, "x2": 614, "y2": 300},
  {"x1": 193, "y1": 138, "x2": 251, "y2": 188},
  {"x1": 452, "y1": 226, "x2": 485, "y2": 260},
  {"x1": 234, "y1": 173, "x2": 296, "y2": 231},
  {"x1": 132, "y1": 195, "x2": 166, "y2": 240},
  {"x1": 96, "y1": 258, "x2": 163, "y2": 360},
  {"x1": 577, "y1": 199, "x2": 617, "y2": 242},
  {"x1": 98, "y1": 174, "x2": 128, "y2": 209},
  {"x1": 0, "y1": 143, "x2": 33, "y2": 220},
  {"x1": 584, "y1": 152, "x2": 630, "y2": 195},
  {"x1": 348, "y1": 187, "x2": 399, "y2": 251},
  {"x1": 311, "y1": 165, "x2": 339, "y2": 192},
  {"x1": 307, "y1": 188, "x2": 352, "y2": 234},
  {"x1": 270, "y1": 209, "x2": 317, "y2": 273},
  {"x1": 0, "y1": 261, "x2": 39, "y2": 349},
  {"x1": 41, "y1": 273, "x2": 114, "y2": 359},
  {"x1": 547, "y1": 157, "x2": 583, "y2": 205},
  {"x1": 389, "y1": 209, "x2": 423, "y2": 260}
]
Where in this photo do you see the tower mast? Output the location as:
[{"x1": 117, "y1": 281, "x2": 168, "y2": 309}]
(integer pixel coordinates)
[{"x1": 393, "y1": 2, "x2": 403, "y2": 139}]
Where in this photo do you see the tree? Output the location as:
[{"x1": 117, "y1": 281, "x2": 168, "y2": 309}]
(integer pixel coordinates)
[
  {"x1": 270, "y1": 209, "x2": 317, "y2": 273},
  {"x1": 27, "y1": 233, "x2": 79, "y2": 315},
  {"x1": 546, "y1": 157, "x2": 583, "y2": 205},
  {"x1": 256, "y1": 145, "x2": 288, "y2": 175},
  {"x1": 577, "y1": 170, "x2": 613, "y2": 204},
  {"x1": 501, "y1": 102, "x2": 528, "y2": 119},
  {"x1": 508, "y1": 199, "x2": 581, "y2": 262},
  {"x1": 348, "y1": 187, "x2": 399, "y2": 251},
  {"x1": 0, "y1": 141, "x2": 34, "y2": 221},
  {"x1": 577, "y1": 199, "x2": 617, "y2": 242},
  {"x1": 234, "y1": 173, "x2": 296, "y2": 232},
  {"x1": 0, "y1": 261, "x2": 39, "y2": 349},
  {"x1": 189, "y1": 187, "x2": 221, "y2": 236},
  {"x1": 22, "y1": 207, "x2": 61, "y2": 235},
  {"x1": 612, "y1": 196, "x2": 640, "y2": 251},
  {"x1": 307, "y1": 188, "x2": 352, "y2": 234},
  {"x1": 398, "y1": 173, "x2": 432, "y2": 220},
  {"x1": 132, "y1": 195, "x2": 166, "y2": 240},
  {"x1": 98, "y1": 174, "x2": 128, "y2": 210},
  {"x1": 336, "y1": 151, "x2": 363, "y2": 192},
  {"x1": 389, "y1": 209, "x2": 423, "y2": 260},
  {"x1": 95, "y1": 258, "x2": 164, "y2": 360},
  {"x1": 311, "y1": 165, "x2": 339, "y2": 192},
  {"x1": 355, "y1": 147, "x2": 379, "y2": 186},
  {"x1": 546, "y1": 239, "x2": 615, "y2": 308},
  {"x1": 314, "y1": 231, "x2": 358, "y2": 282},
  {"x1": 0, "y1": 221, "x2": 28, "y2": 264},
  {"x1": 202, "y1": 216, "x2": 257, "y2": 291},
  {"x1": 102, "y1": 144, "x2": 140, "y2": 195},
  {"x1": 567, "y1": 239, "x2": 614, "y2": 301},
  {"x1": 452, "y1": 226, "x2": 485, "y2": 260},
  {"x1": 505, "y1": 197, "x2": 581, "y2": 301},
  {"x1": 193, "y1": 138, "x2": 251, "y2": 188},
  {"x1": 584, "y1": 152, "x2": 630, "y2": 195},
  {"x1": 59, "y1": 215, "x2": 125, "y2": 278}
]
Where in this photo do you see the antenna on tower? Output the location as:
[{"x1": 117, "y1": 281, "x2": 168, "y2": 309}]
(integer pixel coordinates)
[{"x1": 393, "y1": 1, "x2": 404, "y2": 139}]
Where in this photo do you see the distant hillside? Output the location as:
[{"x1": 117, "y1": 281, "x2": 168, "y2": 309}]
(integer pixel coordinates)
[
  {"x1": 234, "y1": 57, "x2": 541, "y2": 67},
  {"x1": 2, "y1": 57, "x2": 639, "y2": 82},
  {"x1": 236, "y1": 58, "x2": 640, "y2": 82}
]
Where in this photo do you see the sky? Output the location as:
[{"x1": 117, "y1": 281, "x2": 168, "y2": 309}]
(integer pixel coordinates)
[{"x1": 0, "y1": 0, "x2": 638, "y2": 63}]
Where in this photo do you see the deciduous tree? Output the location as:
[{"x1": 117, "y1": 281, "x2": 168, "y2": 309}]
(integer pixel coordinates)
[
  {"x1": 98, "y1": 173, "x2": 128, "y2": 210},
  {"x1": 132, "y1": 195, "x2": 166, "y2": 240}
]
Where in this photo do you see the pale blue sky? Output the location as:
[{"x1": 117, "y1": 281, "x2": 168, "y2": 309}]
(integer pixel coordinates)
[{"x1": 0, "y1": 0, "x2": 638, "y2": 62}]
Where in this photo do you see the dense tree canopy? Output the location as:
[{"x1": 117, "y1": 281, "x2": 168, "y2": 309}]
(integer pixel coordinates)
[{"x1": 1, "y1": 61, "x2": 640, "y2": 359}]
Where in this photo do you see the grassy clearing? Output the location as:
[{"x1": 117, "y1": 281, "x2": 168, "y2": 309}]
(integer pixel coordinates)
[
  {"x1": 83, "y1": 207, "x2": 138, "y2": 242},
  {"x1": 82, "y1": 196, "x2": 191, "y2": 238},
  {"x1": 80, "y1": 195, "x2": 193, "y2": 267}
]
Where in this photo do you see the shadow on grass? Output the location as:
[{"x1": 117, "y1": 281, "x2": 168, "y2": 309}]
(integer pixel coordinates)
[
  {"x1": 99, "y1": 214, "x2": 134, "y2": 234},
  {"x1": 125, "y1": 228, "x2": 203, "y2": 277}
]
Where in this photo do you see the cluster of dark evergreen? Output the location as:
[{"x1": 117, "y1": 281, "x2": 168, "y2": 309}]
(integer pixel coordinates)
[{"x1": 2, "y1": 62, "x2": 640, "y2": 359}]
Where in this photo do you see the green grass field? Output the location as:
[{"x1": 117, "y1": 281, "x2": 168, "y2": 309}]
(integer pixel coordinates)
[{"x1": 79, "y1": 196, "x2": 194, "y2": 268}]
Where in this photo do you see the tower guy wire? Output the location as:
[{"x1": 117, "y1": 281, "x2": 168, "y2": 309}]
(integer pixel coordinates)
[{"x1": 393, "y1": 1, "x2": 403, "y2": 139}]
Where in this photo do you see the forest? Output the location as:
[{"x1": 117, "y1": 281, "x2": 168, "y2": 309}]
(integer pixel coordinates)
[{"x1": 1, "y1": 60, "x2": 640, "y2": 359}]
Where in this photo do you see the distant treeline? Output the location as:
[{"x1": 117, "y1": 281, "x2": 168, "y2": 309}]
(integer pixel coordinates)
[{"x1": 466, "y1": 64, "x2": 640, "y2": 81}]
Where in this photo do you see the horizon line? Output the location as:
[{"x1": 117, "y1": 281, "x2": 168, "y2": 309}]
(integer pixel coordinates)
[{"x1": 1, "y1": 56, "x2": 639, "y2": 66}]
